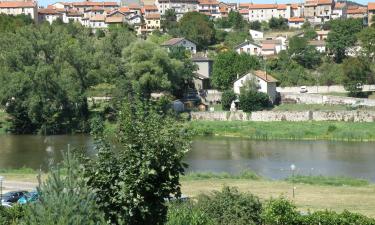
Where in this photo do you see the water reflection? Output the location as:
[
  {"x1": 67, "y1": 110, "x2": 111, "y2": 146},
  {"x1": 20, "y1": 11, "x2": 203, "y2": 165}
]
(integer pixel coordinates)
[{"x1": 1, "y1": 135, "x2": 375, "y2": 181}]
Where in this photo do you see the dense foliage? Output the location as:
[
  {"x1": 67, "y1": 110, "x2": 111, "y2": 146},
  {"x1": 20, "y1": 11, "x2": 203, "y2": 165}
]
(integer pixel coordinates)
[
  {"x1": 239, "y1": 90, "x2": 271, "y2": 112},
  {"x1": 221, "y1": 90, "x2": 237, "y2": 110},
  {"x1": 83, "y1": 98, "x2": 190, "y2": 224}
]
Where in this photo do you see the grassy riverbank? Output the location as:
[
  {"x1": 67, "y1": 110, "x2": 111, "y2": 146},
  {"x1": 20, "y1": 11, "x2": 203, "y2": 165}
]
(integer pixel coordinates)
[
  {"x1": 0, "y1": 110, "x2": 10, "y2": 134},
  {"x1": 189, "y1": 121, "x2": 375, "y2": 141},
  {"x1": 2, "y1": 169, "x2": 375, "y2": 217}
]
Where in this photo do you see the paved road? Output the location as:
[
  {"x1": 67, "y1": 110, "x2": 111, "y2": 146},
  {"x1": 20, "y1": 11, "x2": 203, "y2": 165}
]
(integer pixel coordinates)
[{"x1": 2, "y1": 180, "x2": 37, "y2": 193}]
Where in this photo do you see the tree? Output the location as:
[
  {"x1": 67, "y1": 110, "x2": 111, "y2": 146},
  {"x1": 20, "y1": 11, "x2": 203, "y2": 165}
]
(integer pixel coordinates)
[
  {"x1": 249, "y1": 21, "x2": 261, "y2": 31},
  {"x1": 288, "y1": 36, "x2": 321, "y2": 69},
  {"x1": 269, "y1": 17, "x2": 288, "y2": 30},
  {"x1": 0, "y1": 14, "x2": 33, "y2": 32},
  {"x1": 228, "y1": 11, "x2": 247, "y2": 31},
  {"x1": 303, "y1": 28, "x2": 317, "y2": 40},
  {"x1": 84, "y1": 99, "x2": 190, "y2": 224},
  {"x1": 357, "y1": 27, "x2": 375, "y2": 61},
  {"x1": 327, "y1": 18, "x2": 363, "y2": 63},
  {"x1": 239, "y1": 90, "x2": 271, "y2": 112},
  {"x1": 342, "y1": 58, "x2": 373, "y2": 96},
  {"x1": 224, "y1": 31, "x2": 250, "y2": 49},
  {"x1": 122, "y1": 40, "x2": 194, "y2": 98},
  {"x1": 211, "y1": 51, "x2": 260, "y2": 90},
  {"x1": 23, "y1": 150, "x2": 106, "y2": 225},
  {"x1": 221, "y1": 90, "x2": 237, "y2": 110},
  {"x1": 372, "y1": 15, "x2": 375, "y2": 28},
  {"x1": 161, "y1": 9, "x2": 178, "y2": 32},
  {"x1": 179, "y1": 12, "x2": 215, "y2": 50}
]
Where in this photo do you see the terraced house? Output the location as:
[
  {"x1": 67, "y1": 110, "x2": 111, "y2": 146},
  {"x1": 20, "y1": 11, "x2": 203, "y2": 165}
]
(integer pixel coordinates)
[
  {"x1": 369, "y1": 2, "x2": 375, "y2": 26},
  {"x1": 0, "y1": 1, "x2": 38, "y2": 21},
  {"x1": 304, "y1": 0, "x2": 334, "y2": 24}
]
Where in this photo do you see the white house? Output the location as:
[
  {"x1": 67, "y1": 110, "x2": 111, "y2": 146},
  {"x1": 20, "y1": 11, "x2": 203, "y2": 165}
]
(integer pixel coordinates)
[
  {"x1": 38, "y1": 8, "x2": 62, "y2": 24},
  {"x1": 288, "y1": 17, "x2": 305, "y2": 28},
  {"x1": 233, "y1": 70, "x2": 278, "y2": 103},
  {"x1": 0, "y1": 1, "x2": 38, "y2": 22},
  {"x1": 261, "y1": 39, "x2": 284, "y2": 55},
  {"x1": 234, "y1": 40, "x2": 262, "y2": 55},
  {"x1": 249, "y1": 29, "x2": 263, "y2": 40},
  {"x1": 308, "y1": 40, "x2": 326, "y2": 53},
  {"x1": 161, "y1": 37, "x2": 197, "y2": 54}
]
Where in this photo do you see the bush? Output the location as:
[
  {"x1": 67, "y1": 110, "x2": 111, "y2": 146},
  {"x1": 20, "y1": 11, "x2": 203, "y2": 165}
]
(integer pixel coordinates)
[
  {"x1": 221, "y1": 90, "x2": 237, "y2": 110},
  {"x1": 239, "y1": 90, "x2": 271, "y2": 112},
  {"x1": 197, "y1": 186, "x2": 262, "y2": 225},
  {"x1": 0, "y1": 205, "x2": 25, "y2": 225},
  {"x1": 261, "y1": 197, "x2": 301, "y2": 225},
  {"x1": 303, "y1": 210, "x2": 375, "y2": 225},
  {"x1": 166, "y1": 201, "x2": 214, "y2": 225}
]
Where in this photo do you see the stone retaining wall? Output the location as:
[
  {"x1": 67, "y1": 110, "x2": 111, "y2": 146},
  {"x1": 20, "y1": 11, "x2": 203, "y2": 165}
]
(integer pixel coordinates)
[
  {"x1": 191, "y1": 110, "x2": 375, "y2": 122},
  {"x1": 281, "y1": 93, "x2": 375, "y2": 107}
]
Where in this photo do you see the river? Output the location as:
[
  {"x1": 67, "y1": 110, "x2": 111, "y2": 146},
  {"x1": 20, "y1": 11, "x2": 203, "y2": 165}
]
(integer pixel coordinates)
[{"x1": 1, "y1": 135, "x2": 375, "y2": 181}]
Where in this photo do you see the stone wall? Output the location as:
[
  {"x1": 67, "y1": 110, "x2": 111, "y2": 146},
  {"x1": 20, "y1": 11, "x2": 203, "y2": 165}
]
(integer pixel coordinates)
[
  {"x1": 191, "y1": 110, "x2": 375, "y2": 122},
  {"x1": 277, "y1": 85, "x2": 375, "y2": 94},
  {"x1": 281, "y1": 93, "x2": 375, "y2": 107}
]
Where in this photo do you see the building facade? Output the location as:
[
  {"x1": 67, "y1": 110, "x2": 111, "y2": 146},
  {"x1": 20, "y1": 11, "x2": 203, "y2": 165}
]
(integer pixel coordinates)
[{"x1": 0, "y1": 1, "x2": 38, "y2": 21}]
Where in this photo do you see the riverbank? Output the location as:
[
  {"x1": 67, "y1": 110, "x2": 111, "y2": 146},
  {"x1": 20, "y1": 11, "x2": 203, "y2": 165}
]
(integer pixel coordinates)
[
  {"x1": 2, "y1": 170, "x2": 375, "y2": 218},
  {"x1": 189, "y1": 121, "x2": 375, "y2": 141},
  {"x1": 0, "y1": 110, "x2": 10, "y2": 134}
]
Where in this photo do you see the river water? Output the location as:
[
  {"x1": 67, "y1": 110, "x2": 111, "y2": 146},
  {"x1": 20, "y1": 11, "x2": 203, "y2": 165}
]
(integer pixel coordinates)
[{"x1": 1, "y1": 135, "x2": 375, "y2": 181}]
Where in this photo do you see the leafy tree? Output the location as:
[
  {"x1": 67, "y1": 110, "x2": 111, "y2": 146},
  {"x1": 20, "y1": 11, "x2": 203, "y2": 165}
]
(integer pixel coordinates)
[
  {"x1": 179, "y1": 12, "x2": 215, "y2": 50},
  {"x1": 215, "y1": 17, "x2": 231, "y2": 29},
  {"x1": 23, "y1": 150, "x2": 106, "y2": 225},
  {"x1": 221, "y1": 90, "x2": 237, "y2": 110},
  {"x1": 261, "y1": 197, "x2": 301, "y2": 225},
  {"x1": 122, "y1": 40, "x2": 194, "y2": 98},
  {"x1": 84, "y1": 99, "x2": 190, "y2": 224},
  {"x1": 372, "y1": 15, "x2": 375, "y2": 28},
  {"x1": 342, "y1": 58, "x2": 373, "y2": 96},
  {"x1": 0, "y1": 14, "x2": 33, "y2": 32},
  {"x1": 249, "y1": 21, "x2": 261, "y2": 31},
  {"x1": 161, "y1": 9, "x2": 178, "y2": 32},
  {"x1": 269, "y1": 17, "x2": 288, "y2": 30},
  {"x1": 239, "y1": 90, "x2": 271, "y2": 112},
  {"x1": 228, "y1": 11, "x2": 247, "y2": 31},
  {"x1": 211, "y1": 51, "x2": 260, "y2": 90},
  {"x1": 357, "y1": 27, "x2": 375, "y2": 61},
  {"x1": 327, "y1": 18, "x2": 363, "y2": 63},
  {"x1": 288, "y1": 36, "x2": 321, "y2": 69},
  {"x1": 303, "y1": 28, "x2": 317, "y2": 40},
  {"x1": 317, "y1": 62, "x2": 344, "y2": 86},
  {"x1": 302, "y1": 21, "x2": 311, "y2": 29}
]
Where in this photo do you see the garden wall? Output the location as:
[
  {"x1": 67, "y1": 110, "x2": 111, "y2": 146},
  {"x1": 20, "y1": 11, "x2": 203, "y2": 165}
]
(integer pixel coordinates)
[
  {"x1": 191, "y1": 111, "x2": 375, "y2": 122},
  {"x1": 281, "y1": 93, "x2": 375, "y2": 107},
  {"x1": 276, "y1": 85, "x2": 375, "y2": 94}
]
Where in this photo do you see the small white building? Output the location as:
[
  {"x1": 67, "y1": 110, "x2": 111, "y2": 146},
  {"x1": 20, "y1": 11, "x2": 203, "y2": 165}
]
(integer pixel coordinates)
[
  {"x1": 161, "y1": 37, "x2": 197, "y2": 54},
  {"x1": 234, "y1": 40, "x2": 262, "y2": 55},
  {"x1": 234, "y1": 70, "x2": 278, "y2": 103},
  {"x1": 38, "y1": 8, "x2": 62, "y2": 24},
  {"x1": 288, "y1": 17, "x2": 305, "y2": 28},
  {"x1": 249, "y1": 29, "x2": 263, "y2": 40},
  {"x1": 308, "y1": 40, "x2": 326, "y2": 53}
]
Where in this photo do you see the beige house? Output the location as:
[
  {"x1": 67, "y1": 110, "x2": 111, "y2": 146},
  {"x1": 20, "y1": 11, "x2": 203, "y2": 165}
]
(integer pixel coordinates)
[
  {"x1": 288, "y1": 17, "x2": 304, "y2": 28},
  {"x1": 233, "y1": 70, "x2": 278, "y2": 103},
  {"x1": 161, "y1": 37, "x2": 197, "y2": 53},
  {"x1": 368, "y1": 2, "x2": 375, "y2": 26},
  {"x1": 198, "y1": 0, "x2": 220, "y2": 19},
  {"x1": 304, "y1": 0, "x2": 333, "y2": 24},
  {"x1": 346, "y1": 6, "x2": 367, "y2": 19},
  {"x1": 248, "y1": 3, "x2": 292, "y2": 22},
  {"x1": 234, "y1": 40, "x2": 262, "y2": 55},
  {"x1": 156, "y1": 0, "x2": 198, "y2": 20},
  {"x1": 0, "y1": 1, "x2": 38, "y2": 21},
  {"x1": 38, "y1": 8, "x2": 62, "y2": 24},
  {"x1": 140, "y1": 13, "x2": 160, "y2": 34}
]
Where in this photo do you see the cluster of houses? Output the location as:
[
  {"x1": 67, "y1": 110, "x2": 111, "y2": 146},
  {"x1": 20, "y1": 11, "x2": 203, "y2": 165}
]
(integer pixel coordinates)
[{"x1": 0, "y1": 0, "x2": 374, "y2": 32}]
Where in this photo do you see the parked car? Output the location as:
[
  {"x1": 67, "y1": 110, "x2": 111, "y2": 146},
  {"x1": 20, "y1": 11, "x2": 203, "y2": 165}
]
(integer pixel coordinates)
[
  {"x1": 1, "y1": 191, "x2": 28, "y2": 204},
  {"x1": 1, "y1": 202, "x2": 12, "y2": 208},
  {"x1": 300, "y1": 86, "x2": 308, "y2": 93},
  {"x1": 18, "y1": 191, "x2": 39, "y2": 204}
]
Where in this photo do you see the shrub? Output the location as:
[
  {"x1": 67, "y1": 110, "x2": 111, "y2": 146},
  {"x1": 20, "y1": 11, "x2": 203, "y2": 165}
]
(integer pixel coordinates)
[
  {"x1": 221, "y1": 90, "x2": 237, "y2": 110},
  {"x1": 261, "y1": 197, "x2": 301, "y2": 225},
  {"x1": 197, "y1": 186, "x2": 262, "y2": 225},
  {"x1": 303, "y1": 210, "x2": 375, "y2": 225},
  {"x1": 166, "y1": 201, "x2": 214, "y2": 225},
  {"x1": 239, "y1": 90, "x2": 271, "y2": 112},
  {"x1": 0, "y1": 205, "x2": 25, "y2": 225}
]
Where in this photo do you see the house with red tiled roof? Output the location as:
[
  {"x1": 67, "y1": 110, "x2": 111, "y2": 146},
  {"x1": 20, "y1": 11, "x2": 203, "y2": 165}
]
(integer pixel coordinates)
[
  {"x1": 288, "y1": 17, "x2": 305, "y2": 28},
  {"x1": 198, "y1": 0, "x2": 220, "y2": 19},
  {"x1": 346, "y1": 6, "x2": 367, "y2": 19},
  {"x1": 368, "y1": 2, "x2": 375, "y2": 26},
  {"x1": 234, "y1": 70, "x2": 278, "y2": 102},
  {"x1": 248, "y1": 3, "x2": 295, "y2": 22},
  {"x1": 0, "y1": 1, "x2": 38, "y2": 21},
  {"x1": 155, "y1": 0, "x2": 198, "y2": 20},
  {"x1": 332, "y1": 2, "x2": 346, "y2": 19},
  {"x1": 38, "y1": 8, "x2": 62, "y2": 24},
  {"x1": 142, "y1": 5, "x2": 158, "y2": 15},
  {"x1": 304, "y1": 0, "x2": 334, "y2": 23},
  {"x1": 138, "y1": 13, "x2": 161, "y2": 34},
  {"x1": 161, "y1": 37, "x2": 197, "y2": 53}
]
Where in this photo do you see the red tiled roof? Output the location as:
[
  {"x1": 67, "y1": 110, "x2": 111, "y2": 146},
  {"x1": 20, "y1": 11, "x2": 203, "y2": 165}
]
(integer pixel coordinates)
[
  {"x1": 38, "y1": 8, "x2": 60, "y2": 14},
  {"x1": 291, "y1": 3, "x2": 299, "y2": 9},
  {"x1": 105, "y1": 16, "x2": 123, "y2": 23},
  {"x1": 0, "y1": 1, "x2": 36, "y2": 8},
  {"x1": 334, "y1": 2, "x2": 346, "y2": 9},
  {"x1": 248, "y1": 4, "x2": 277, "y2": 9},
  {"x1": 239, "y1": 3, "x2": 250, "y2": 8},
  {"x1": 253, "y1": 70, "x2": 277, "y2": 82},
  {"x1": 347, "y1": 7, "x2": 366, "y2": 14},
  {"x1": 239, "y1": 9, "x2": 248, "y2": 14},
  {"x1": 128, "y1": 3, "x2": 141, "y2": 9},
  {"x1": 143, "y1": 5, "x2": 158, "y2": 10},
  {"x1": 90, "y1": 14, "x2": 105, "y2": 21},
  {"x1": 277, "y1": 4, "x2": 287, "y2": 10},
  {"x1": 118, "y1": 6, "x2": 130, "y2": 13},
  {"x1": 72, "y1": 1, "x2": 118, "y2": 7},
  {"x1": 288, "y1": 17, "x2": 304, "y2": 22},
  {"x1": 369, "y1": 2, "x2": 375, "y2": 10},
  {"x1": 317, "y1": 0, "x2": 332, "y2": 5},
  {"x1": 262, "y1": 43, "x2": 276, "y2": 50},
  {"x1": 145, "y1": 13, "x2": 160, "y2": 19},
  {"x1": 198, "y1": 0, "x2": 219, "y2": 5}
]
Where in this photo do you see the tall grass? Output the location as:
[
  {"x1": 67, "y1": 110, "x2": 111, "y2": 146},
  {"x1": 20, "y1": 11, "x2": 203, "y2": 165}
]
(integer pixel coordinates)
[
  {"x1": 0, "y1": 109, "x2": 11, "y2": 134},
  {"x1": 188, "y1": 121, "x2": 375, "y2": 141},
  {"x1": 285, "y1": 175, "x2": 369, "y2": 187},
  {"x1": 0, "y1": 167, "x2": 36, "y2": 174},
  {"x1": 182, "y1": 170, "x2": 261, "y2": 181}
]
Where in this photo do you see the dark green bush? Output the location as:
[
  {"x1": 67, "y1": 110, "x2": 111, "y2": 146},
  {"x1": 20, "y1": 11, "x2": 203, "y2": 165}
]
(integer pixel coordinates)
[
  {"x1": 303, "y1": 210, "x2": 375, "y2": 225},
  {"x1": 197, "y1": 186, "x2": 262, "y2": 225},
  {"x1": 221, "y1": 90, "x2": 237, "y2": 111},
  {"x1": 239, "y1": 90, "x2": 271, "y2": 112},
  {"x1": 166, "y1": 201, "x2": 214, "y2": 225},
  {"x1": 0, "y1": 205, "x2": 25, "y2": 225},
  {"x1": 261, "y1": 197, "x2": 301, "y2": 225}
]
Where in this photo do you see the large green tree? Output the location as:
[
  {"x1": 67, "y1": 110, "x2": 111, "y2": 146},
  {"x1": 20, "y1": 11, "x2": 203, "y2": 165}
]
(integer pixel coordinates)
[
  {"x1": 327, "y1": 18, "x2": 363, "y2": 63},
  {"x1": 342, "y1": 58, "x2": 373, "y2": 95},
  {"x1": 358, "y1": 27, "x2": 375, "y2": 61},
  {"x1": 179, "y1": 12, "x2": 215, "y2": 50},
  {"x1": 288, "y1": 36, "x2": 321, "y2": 69},
  {"x1": 211, "y1": 51, "x2": 260, "y2": 90},
  {"x1": 84, "y1": 99, "x2": 190, "y2": 224}
]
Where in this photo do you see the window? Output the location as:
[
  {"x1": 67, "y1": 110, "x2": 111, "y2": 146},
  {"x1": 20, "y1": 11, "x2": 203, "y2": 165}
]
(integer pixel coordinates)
[
  {"x1": 254, "y1": 48, "x2": 258, "y2": 53},
  {"x1": 148, "y1": 21, "x2": 151, "y2": 24},
  {"x1": 183, "y1": 40, "x2": 186, "y2": 44}
]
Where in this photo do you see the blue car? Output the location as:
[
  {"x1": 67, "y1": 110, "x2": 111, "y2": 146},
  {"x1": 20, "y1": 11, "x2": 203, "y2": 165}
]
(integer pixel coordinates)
[{"x1": 17, "y1": 191, "x2": 39, "y2": 204}]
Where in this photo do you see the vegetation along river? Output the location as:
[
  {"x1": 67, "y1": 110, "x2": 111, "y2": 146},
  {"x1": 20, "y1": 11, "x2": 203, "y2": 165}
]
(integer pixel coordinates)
[{"x1": 1, "y1": 135, "x2": 375, "y2": 181}]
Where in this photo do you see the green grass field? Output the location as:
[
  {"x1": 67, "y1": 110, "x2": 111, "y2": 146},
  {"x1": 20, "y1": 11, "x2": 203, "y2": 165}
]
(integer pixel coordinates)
[
  {"x1": 188, "y1": 120, "x2": 375, "y2": 141},
  {"x1": 272, "y1": 104, "x2": 353, "y2": 111}
]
